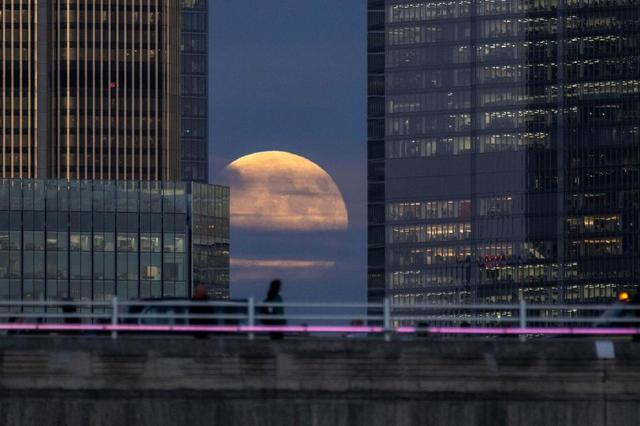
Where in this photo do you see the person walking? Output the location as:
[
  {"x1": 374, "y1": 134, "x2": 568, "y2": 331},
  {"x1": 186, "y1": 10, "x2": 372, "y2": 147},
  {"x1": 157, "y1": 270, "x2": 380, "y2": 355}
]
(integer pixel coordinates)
[
  {"x1": 190, "y1": 284, "x2": 214, "y2": 338},
  {"x1": 262, "y1": 279, "x2": 286, "y2": 340}
]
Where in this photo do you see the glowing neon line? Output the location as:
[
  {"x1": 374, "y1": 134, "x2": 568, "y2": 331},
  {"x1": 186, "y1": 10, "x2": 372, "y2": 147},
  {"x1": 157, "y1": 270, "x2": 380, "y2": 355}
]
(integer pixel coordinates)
[{"x1": 0, "y1": 323, "x2": 639, "y2": 335}]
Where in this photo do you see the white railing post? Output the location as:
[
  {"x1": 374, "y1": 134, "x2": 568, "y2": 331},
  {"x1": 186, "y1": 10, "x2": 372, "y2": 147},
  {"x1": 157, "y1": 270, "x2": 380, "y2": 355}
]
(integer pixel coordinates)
[
  {"x1": 248, "y1": 297, "x2": 255, "y2": 340},
  {"x1": 519, "y1": 298, "x2": 527, "y2": 329},
  {"x1": 519, "y1": 298, "x2": 527, "y2": 342},
  {"x1": 383, "y1": 297, "x2": 391, "y2": 342},
  {"x1": 111, "y1": 296, "x2": 118, "y2": 340}
]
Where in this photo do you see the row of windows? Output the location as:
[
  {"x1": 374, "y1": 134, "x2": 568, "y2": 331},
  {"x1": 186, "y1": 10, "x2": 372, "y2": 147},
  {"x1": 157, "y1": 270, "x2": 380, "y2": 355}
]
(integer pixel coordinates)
[
  {"x1": 389, "y1": 26, "x2": 640, "y2": 55},
  {"x1": 565, "y1": 262, "x2": 637, "y2": 280},
  {"x1": 388, "y1": 2, "x2": 472, "y2": 23},
  {"x1": 388, "y1": 0, "x2": 640, "y2": 24},
  {"x1": 478, "y1": 86, "x2": 557, "y2": 107},
  {"x1": 0, "y1": 181, "x2": 192, "y2": 212},
  {"x1": 387, "y1": 264, "x2": 559, "y2": 289},
  {"x1": 566, "y1": 0, "x2": 640, "y2": 8},
  {"x1": 182, "y1": 118, "x2": 206, "y2": 138},
  {"x1": 181, "y1": 77, "x2": 206, "y2": 96},
  {"x1": 387, "y1": 114, "x2": 471, "y2": 135},
  {"x1": 568, "y1": 166, "x2": 640, "y2": 190},
  {"x1": 389, "y1": 42, "x2": 561, "y2": 69},
  {"x1": 182, "y1": 11, "x2": 206, "y2": 31},
  {"x1": 387, "y1": 23, "x2": 470, "y2": 45},
  {"x1": 26, "y1": 11, "x2": 162, "y2": 25},
  {"x1": 385, "y1": 58, "x2": 640, "y2": 88},
  {"x1": 52, "y1": 47, "x2": 165, "y2": 61},
  {"x1": 387, "y1": 136, "x2": 472, "y2": 157},
  {"x1": 388, "y1": 268, "x2": 468, "y2": 289},
  {"x1": 566, "y1": 13, "x2": 640, "y2": 34},
  {"x1": 181, "y1": 139, "x2": 208, "y2": 159},
  {"x1": 0, "y1": 230, "x2": 186, "y2": 253},
  {"x1": 0, "y1": 251, "x2": 185, "y2": 282},
  {"x1": 568, "y1": 238, "x2": 623, "y2": 256},
  {"x1": 388, "y1": 86, "x2": 562, "y2": 112},
  {"x1": 385, "y1": 68, "x2": 550, "y2": 94},
  {"x1": 388, "y1": 223, "x2": 472, "y2": 243},
  {"x1": 477, "y1": 17, "x2": 557, "y2": 38},
  {"x1": 182, "y1": 98, "x2": 207, "y2": 117},
  {"x1": 386, "y1": 111, "x2": 555, "y2": 136},
  {"x1": 387, "y1": 196, "x2": 518, "y2": 221},
  {"x1": 567, "y1": 191, "x2": 640, "y2": 212},
  {"x1": 182, "y1": 0, "x2": 207, "y2": 10},
  {"x1": 0, "y1": 280, "x2": 188, "y2": 303},
  {"x1": 388, "y1": 245, "x2": 472, "y2": 266},
  {"x1": 567, "y1": 215, "x2": 622, "y2": 233},
  {"x1": 387, "y1": 199, "x2": 471, "y2": 221},
  {"x1": 480, "y1": 263, "x2": 559, "y2": 283},
  {"x1": 391, "y1": 285, "x2": 624, "y2": 305},
  {"x1": 566, "y1": 79, "x2": 640, "y2": 100},
  {"x1": 388, "y1": 92, "x2": 470, "y2": 113},
  {"x1": 565, "y1": 283, "x2": 621, "y2": 301},
  {"x1": 480, "y1": 196, "x2": 514, "y2": 216},
  {"x1": 387, "y1": 17, "x2": 559, "y2": 46},
  {"x1": 182, "y1": 55, "x2": 207, "y2": 74},
  {"x1": 386, "y1": 69, "x2": 470, "y2": 91},
  {"x1": 181, "y1": 34, "x2": 206, "y2": 53},
  {"x1": 392, "y1": 291, "x2": 468, "y2": 305},
  {"x1": 387, "y1": 45, "x2": 471, "y2": 67}
]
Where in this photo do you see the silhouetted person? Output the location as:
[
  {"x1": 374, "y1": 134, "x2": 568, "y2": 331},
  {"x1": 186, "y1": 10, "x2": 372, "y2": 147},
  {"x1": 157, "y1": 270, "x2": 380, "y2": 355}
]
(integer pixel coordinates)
[
  {"x1": 190, "y1": 284, "x2": 214, "y2": 338},
  {"x1": 262, "y1": 279, "x2": 285, "y2": 340},
  {"x1": 62, "y1": 298, "x2": 81, "y2": 325},
  {"x1": 7, "y1": 317, "x2": 23, "y2": 335},
  {"x1": 58, "y1": 298, "x2": 81, "y2": 335},
  {"x1": 417, "y1": 321, "x2": 430, "y2": 338}
]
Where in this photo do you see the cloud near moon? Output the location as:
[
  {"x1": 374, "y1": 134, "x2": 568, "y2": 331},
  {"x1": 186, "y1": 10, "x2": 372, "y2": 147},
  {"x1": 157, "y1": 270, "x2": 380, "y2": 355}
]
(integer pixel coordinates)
[
  {"x1": 231, "y1": 258, "x2": 336, "y2": 283},
  {"x1": 219, "y1": 151, "x2": 349, "y2": 231}
]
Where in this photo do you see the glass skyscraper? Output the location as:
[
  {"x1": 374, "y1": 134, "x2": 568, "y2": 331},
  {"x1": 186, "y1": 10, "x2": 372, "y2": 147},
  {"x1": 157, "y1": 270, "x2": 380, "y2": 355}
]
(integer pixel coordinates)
[
  {"x1": 180, "y1": 0, "x2": 209, "y2": 183},
  {"x1": 0, "y1": 180, "x2": 229, "y2": 302},
  {"x1": 0, "y1": 1, "x2": 229, "y2": 302},
  {"x1": 0, "y1": 1, "x2": 182, "y2": 181},
  {"x1": 368, "y1": 0, "x2": 640, "y2": 308}
]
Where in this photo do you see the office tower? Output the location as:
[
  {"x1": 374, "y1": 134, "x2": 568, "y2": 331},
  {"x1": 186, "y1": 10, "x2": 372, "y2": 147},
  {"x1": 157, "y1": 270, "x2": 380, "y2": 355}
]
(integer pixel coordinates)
[
  {"x1": 0, "y1": 180, "x2": 229, "y2": 302},
  {"x1": 180, "y1": 0, "x2": 209, "y2": 183},
  {"x1": 1, "y1": 1, "x2": 181, "y2": 180},
  {"x1": 368, "y1": 0, "x2": 640, "y2": 307},
  {"x1": 367, "y1": 1, "x2": 386, "y2": 315},
  {"x1": 0, "y1": 2, "x2": 229, "y2": 301}
]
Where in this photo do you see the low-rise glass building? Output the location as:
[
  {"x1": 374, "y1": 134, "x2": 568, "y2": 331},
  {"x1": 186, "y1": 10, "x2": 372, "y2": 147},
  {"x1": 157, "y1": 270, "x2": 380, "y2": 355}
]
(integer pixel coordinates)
[{"x1": 0, "y1": 180, "x2": 229, "y2": 303}]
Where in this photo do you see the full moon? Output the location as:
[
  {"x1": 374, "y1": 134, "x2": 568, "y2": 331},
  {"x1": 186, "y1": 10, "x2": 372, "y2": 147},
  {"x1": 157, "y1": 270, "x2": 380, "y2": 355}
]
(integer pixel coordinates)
[{"x1": 219, "y1": 151, "x2": 349, "y2": 231}]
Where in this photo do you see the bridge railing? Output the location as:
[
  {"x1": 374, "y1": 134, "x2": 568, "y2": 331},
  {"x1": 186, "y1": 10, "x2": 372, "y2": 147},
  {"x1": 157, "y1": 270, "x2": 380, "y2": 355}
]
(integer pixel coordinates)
[{"x1": 0, "y1": 298, "x2": 638, "y2": 338}]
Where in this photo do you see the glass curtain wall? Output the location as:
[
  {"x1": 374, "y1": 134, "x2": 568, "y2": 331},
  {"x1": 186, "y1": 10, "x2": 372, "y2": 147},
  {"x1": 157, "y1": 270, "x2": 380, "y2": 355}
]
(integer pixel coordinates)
[
  {"x1": 378, "y1": 0, "x2": 640, "y2": 307},
  {"x1": 48, "y1": 0, "x2": 181, "y2": 180},
  {"x1": 0, "y1": 179, "x2": 229, "y2": 306},
  {"x1": 180, "y1": 0, "x2": 209, "y2": 182}
]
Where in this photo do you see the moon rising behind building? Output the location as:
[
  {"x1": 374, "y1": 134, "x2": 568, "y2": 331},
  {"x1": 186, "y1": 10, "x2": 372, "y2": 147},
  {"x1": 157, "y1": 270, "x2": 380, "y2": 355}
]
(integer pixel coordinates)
[
  {"x1": 220, "y1": 151, "x2": 348, "y2": 232},
  {"x1": 219, "y1": 151, "x2": 350, "y2": 290}
]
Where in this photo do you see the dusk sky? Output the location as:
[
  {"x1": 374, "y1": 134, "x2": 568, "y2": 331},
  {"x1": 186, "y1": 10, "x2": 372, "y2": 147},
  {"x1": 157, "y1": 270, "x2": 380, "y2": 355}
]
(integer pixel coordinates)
[{"x1": 209, "y1": 0, "x2": 367, "y2": 303}]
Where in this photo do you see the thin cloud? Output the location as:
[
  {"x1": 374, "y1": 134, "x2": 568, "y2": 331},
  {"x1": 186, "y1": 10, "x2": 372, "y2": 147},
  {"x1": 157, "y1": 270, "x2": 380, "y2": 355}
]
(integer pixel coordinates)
[
  {"x1": 231, "y1": 258, "x2": 335, "y2": 269},
  {"x1": 231, "y1": 257, "x2": 336, "y2": 283}
]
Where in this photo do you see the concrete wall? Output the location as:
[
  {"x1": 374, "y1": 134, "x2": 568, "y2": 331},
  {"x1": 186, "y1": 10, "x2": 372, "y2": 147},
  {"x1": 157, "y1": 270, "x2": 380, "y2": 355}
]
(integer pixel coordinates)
[{"x1": 0, "y1": 337, "x2": 639, "y2": 426}]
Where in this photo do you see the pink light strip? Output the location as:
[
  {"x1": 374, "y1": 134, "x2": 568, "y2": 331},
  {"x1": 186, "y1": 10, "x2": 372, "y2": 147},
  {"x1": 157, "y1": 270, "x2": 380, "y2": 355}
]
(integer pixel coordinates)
[
  {"x1": 0, "y1": 323, "x2": 639, "y2": 335},
  {"x1": 0, "y1": 323, "x2": 384, "y2": 334},
  {"x1": 398, "y1": 326, "x2": 640, "y2": 335}
]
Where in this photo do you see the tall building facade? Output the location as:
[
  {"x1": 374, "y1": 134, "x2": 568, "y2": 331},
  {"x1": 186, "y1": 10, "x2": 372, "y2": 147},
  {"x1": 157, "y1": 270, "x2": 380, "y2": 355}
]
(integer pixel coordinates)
[
  {"x1": 180, "y1": 0, "x2": 209, "y2": 183},
  {"x1": 0, "y1": 2, "x2": 229, "y2": 301},
  {"x1": 0, "y1": 179, "x2": 229, "y2": 302},
  {"x1": 368, "y1": 0, "x2": 640, "y2": 307},
  {"x1": 1, "y1": 0, "x2": 181, "y2": 181}
]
